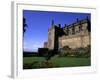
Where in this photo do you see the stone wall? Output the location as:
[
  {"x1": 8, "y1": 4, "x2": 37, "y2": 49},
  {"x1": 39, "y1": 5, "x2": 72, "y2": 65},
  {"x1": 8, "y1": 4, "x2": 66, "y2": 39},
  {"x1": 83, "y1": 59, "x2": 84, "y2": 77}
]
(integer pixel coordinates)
[
  {"x1": 48, "y1": 27, "x2": 55, "y2": 50},
  {"x1": 44, "y1": 42, "x2": 48, "y2": 48},
  {"x1": 47, "y1": 18, "x2": 91, "y2": 50},
  {"x1": 59, "y1": 33, "x2": 90, "y2": 49}
]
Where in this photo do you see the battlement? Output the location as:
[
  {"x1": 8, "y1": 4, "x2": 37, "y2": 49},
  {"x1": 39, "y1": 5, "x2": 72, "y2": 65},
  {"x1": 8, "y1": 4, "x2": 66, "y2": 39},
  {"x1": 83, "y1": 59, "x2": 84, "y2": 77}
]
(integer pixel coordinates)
[
  {"x1": 47, "y1": 18, "x2": 91, "y2": 50},
  {"x1": 63, "y1": 18, "x2": 90, "y2": 36}
]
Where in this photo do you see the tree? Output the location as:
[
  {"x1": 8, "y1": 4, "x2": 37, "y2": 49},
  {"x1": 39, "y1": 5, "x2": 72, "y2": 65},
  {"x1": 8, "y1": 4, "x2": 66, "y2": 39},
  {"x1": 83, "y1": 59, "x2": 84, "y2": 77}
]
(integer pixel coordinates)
[
  {"x1": 44, "y1": 50, "x2": 54, "y2": 61},
  {"x1": 23, "y1": 17, "x2": 28, "y2": 34}
]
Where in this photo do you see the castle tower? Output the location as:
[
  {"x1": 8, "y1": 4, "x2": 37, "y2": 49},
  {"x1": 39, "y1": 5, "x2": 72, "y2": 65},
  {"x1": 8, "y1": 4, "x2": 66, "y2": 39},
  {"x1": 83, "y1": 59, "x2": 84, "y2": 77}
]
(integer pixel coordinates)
[
  {"x1": 48, "y1": 20, "x2": 64, "y2": 51},
  {"x1": 48, "y1": 20, "x2": 56, "y2": 50},
  {"x1": 59, "y1": 18, "x2": 91, "y2": 49},
  {"x1": 52, "y1": 20, "x2": 54, "y2": 28}
]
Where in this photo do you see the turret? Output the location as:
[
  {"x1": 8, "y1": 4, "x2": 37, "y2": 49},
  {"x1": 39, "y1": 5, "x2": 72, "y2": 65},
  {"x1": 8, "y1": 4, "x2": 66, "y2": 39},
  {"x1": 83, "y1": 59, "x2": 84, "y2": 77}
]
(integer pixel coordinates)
[{"x1": 52, "y1": 20, "x2": 55, "y2": 28}]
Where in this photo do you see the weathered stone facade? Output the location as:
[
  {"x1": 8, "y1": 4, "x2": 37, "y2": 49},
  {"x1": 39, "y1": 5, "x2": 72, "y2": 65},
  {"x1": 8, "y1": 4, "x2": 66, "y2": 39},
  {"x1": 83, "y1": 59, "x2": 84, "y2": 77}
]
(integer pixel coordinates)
[
  {"x1": 59, "y1": 32, "x2": 90, "y2": 49},
  {"x1": 48, "y1": 21, "x2": 64, "y2": 51},
  {"x1": 44, "y1": 42, "x2": 48, "y2": 48},
  {"x1": 46, "y1": 18, "x2": 91, "y2": 50}
]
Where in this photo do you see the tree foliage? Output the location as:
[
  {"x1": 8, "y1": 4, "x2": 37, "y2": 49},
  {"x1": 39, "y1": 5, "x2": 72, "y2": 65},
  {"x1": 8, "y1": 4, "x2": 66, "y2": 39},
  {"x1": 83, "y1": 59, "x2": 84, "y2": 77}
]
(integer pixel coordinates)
[{"x1": 23, "y1": 17, "x2": 28, "y2": 34}]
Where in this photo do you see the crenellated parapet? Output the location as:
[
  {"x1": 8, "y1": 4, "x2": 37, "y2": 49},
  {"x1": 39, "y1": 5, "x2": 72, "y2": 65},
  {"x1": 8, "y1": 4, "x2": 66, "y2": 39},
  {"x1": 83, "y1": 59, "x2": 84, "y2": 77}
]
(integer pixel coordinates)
[
  {"x1": 47, "y1": 17, "x2": 91, "y2": 50},
  {"x1": 63, "y1": 18, "x2": 90, "y2": 36}
]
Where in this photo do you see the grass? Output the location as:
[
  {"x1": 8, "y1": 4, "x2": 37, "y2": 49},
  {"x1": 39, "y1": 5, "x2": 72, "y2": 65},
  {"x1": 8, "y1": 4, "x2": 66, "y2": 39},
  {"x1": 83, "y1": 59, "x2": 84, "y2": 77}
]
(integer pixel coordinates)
[
  {"x1": 23, "y1": 56, "x2": 90, "y2": 69},
  {"x1": 50, "y1": 56, "x2": 90, "y2": 67},
  {"x1": 23, "y1": 57, "x2": 45, "y2": 64}
]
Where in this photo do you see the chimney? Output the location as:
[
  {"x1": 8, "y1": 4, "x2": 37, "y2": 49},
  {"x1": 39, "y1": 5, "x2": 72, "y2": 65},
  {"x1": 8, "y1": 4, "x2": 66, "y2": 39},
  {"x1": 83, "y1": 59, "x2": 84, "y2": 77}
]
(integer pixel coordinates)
[{"x1": 58, "y1": 24, "x2": 61, "y2": 28}]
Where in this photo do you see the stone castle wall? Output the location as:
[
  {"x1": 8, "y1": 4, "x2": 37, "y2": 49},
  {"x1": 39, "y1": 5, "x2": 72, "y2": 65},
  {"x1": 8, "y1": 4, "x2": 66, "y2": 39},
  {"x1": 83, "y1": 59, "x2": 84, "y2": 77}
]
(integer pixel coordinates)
[
  {"x1": 59, "y1": 32, "x2": 90, "y2": 49},
  {"x1": 48, "y1": 27, "x2": 55, "y2": 50},
  {"x1": 47, "y1": 18, "x2": 91, "y2": 50}
]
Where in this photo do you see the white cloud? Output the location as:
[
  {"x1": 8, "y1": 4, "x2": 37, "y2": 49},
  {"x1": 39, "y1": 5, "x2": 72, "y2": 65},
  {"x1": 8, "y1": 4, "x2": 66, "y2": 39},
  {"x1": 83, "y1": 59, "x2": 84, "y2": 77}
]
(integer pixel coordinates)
[{"x1": 23, "y1": 40, "x2": 43, "y2": 52}]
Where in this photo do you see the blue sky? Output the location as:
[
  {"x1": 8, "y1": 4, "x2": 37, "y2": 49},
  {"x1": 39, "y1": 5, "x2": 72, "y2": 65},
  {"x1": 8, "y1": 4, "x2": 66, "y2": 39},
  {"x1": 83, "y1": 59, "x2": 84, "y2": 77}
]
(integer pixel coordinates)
[{"x1": 23, "y1": 10, "x2": 91, "y2": 52}]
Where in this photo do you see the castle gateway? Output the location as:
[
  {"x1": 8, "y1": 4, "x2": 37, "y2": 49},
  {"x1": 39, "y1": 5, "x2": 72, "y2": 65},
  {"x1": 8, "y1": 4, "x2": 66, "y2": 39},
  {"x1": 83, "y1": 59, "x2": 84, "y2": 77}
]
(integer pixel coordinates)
[{"x1": 45, "y1": 18, "x2": 91, "y2": 51}]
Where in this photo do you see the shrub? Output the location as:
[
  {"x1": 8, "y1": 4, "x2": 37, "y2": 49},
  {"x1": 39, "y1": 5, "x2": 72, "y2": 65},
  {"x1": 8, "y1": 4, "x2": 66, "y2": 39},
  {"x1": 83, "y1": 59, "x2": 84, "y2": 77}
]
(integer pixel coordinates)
[
  {"x1": 43, "y1": 50, "x2": 55, "y2": 61},
  {"x1": 58, "y1": 45, "x2": 91, "y2": 58},
  {"x1": 23, "y1": 61, "x2": 39, "y2": 69}
]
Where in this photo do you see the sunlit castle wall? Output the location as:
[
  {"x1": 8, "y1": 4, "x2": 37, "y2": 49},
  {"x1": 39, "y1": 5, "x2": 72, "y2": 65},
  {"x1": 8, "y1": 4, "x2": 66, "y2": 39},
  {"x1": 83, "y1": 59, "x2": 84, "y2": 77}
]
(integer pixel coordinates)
[
  {"x1": 59, "y1": 18, "x2": 91, "y2": 49},
  {"x1": 48, "y1": 21, "x2": 64, "y2": 50},
  {"x1": 48, "y1": 25, "x2": 55, "y2": 50},
  {"x1": 44, "y1": 42, "x2": 48, "y2": 48}
]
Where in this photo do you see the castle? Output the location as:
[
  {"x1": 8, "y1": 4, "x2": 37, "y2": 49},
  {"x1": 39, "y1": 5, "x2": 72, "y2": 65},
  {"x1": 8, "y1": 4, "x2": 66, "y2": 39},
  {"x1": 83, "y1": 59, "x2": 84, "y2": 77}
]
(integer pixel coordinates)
[{"x1": 44, "y1": 17, "x2": 91, "y2": 51}]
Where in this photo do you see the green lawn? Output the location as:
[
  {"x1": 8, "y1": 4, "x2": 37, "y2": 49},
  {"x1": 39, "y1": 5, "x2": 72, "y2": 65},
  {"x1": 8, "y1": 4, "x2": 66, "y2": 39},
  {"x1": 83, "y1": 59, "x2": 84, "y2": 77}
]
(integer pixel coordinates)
[
  {"x1": 23, "y1": 57, "x2": 45, "y2": 64},
  {"x1": 23, "y1": 56, "x2": 90, "y2": 69},
  {"x1": 50, "y1": 57, "x2": 90, "y2": 67}
]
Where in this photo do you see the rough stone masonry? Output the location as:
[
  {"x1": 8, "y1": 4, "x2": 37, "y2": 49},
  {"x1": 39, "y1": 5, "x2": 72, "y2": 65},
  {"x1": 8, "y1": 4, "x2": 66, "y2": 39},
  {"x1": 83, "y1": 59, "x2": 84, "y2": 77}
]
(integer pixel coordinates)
[{"x1": 44, "y1": 17, "x2": 91, "y2": 51}]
